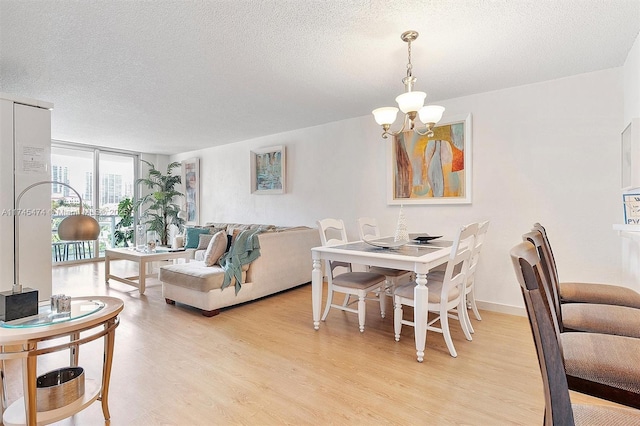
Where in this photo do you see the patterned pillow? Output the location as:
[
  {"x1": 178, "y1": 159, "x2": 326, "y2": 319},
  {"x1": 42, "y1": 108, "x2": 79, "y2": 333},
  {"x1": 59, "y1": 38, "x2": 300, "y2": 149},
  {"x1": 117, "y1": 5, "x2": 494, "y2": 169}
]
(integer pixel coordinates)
[
  {"x1": 204, "y1": 231, "x2": 227, "y2": 266},
  {"x1": 197, "y1": 234, "x2": 215, "y2": 250},
  {"x1": 185, "y1": 227, "x2": 210, "y2": 249}
]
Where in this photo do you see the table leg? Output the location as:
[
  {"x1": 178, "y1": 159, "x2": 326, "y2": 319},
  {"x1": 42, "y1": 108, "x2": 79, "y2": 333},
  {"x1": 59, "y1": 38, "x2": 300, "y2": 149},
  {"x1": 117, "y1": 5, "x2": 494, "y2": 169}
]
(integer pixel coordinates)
[
  {"x1": 100, "y1": 320, "x2": 116, "y2": 420},
  {"x1": 105, "y1": 253, "x2": 111, "y2": 284},
  {"x1": 413, "y1": 272, "x2": 429, "y2": 363},
  {"x1": 70, "y1": 332, "x2": 80, "y2": 366},
  {"x1": 139, "y1": 259, "x2": 146, "y2": 294},
  {"x1": 312, "y1": 258, "x2": 323, "y2": 330},
  {"x1": 22, "y1": 344, "x2": 37, "y2": 426}
]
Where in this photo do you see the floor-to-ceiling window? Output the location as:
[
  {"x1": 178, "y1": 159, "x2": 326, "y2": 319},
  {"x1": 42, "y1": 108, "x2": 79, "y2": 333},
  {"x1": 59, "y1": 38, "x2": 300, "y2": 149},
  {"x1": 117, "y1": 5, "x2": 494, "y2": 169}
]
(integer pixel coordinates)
[{"x1": 51, "y1": 143, "x2": 138, "y2": 263}]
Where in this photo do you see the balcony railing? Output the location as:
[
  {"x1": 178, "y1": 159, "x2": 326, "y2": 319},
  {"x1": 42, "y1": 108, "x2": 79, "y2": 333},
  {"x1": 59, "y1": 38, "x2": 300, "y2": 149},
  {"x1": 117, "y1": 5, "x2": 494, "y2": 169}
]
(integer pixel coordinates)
[{"x1": 51, "y1": 214, "x2": 126, "y2": 263}]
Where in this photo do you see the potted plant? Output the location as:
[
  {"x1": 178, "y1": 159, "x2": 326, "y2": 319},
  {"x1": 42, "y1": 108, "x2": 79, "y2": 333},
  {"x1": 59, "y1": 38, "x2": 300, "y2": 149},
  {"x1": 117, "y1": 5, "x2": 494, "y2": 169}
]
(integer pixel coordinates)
[
  {"x1": 113, "y1": 197, "x2": 134, "y2": 247},
  {"x1": 135, "y1": 160, "x2": 185, "y2": 246}
]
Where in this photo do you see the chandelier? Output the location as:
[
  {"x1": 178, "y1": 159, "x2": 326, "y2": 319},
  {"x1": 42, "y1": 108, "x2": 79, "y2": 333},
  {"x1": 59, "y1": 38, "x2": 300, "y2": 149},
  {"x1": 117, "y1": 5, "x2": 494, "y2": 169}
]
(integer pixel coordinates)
[{"x1": 372, "y1": 30, "x2": 445, "y2": 139}]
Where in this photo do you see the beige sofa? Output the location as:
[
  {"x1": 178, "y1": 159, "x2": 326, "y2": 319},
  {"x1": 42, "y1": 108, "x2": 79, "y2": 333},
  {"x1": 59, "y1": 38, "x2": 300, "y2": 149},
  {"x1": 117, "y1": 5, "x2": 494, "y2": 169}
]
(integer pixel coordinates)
[{"x1": 159, "y1": 223, "x2": 320, "y2": 316}]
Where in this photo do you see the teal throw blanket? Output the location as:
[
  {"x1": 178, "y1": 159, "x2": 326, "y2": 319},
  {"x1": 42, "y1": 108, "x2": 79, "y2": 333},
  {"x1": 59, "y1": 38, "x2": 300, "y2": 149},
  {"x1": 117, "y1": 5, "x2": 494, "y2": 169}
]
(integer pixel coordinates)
[{"x1": 219, "y1": 228, "x2": 262, "y2": 295}]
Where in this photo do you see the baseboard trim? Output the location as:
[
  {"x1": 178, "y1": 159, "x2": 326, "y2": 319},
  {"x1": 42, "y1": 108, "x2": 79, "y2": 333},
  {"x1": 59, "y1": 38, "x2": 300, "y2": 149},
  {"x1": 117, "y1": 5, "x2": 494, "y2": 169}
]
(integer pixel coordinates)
[{"x1": 476, "y1": 300, "x2": 526, "y2": 317}]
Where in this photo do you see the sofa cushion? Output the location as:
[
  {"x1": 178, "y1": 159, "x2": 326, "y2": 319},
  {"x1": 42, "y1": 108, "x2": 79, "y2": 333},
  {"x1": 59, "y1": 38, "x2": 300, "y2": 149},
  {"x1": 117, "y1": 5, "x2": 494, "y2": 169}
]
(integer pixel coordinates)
[
  {"x1": 204, "y1": 231, "x2": 227, "y2": 266},
  {"x1": 185, "y1": 227, "x2": 211, "y2": 249},
  {"x1": 160, "y1": 261, "x2": 248, "y2": 292},
  {"x1": 197, "y1": 234, "x2": 215, "y2": 250}
]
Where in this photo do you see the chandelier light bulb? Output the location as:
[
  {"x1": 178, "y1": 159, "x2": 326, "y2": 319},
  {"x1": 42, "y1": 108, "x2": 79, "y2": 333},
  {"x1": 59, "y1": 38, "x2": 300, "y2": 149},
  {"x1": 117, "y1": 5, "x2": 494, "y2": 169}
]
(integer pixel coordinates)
[
  {"x1": 418, "y1": 105, "x2": 445, "y2": 125},
  {"x1": 372, "y1": 107, "x2": 399, "y2": 125},
  {"x1": 395, "y1": 91, "x2": 426, "y2": 114}
]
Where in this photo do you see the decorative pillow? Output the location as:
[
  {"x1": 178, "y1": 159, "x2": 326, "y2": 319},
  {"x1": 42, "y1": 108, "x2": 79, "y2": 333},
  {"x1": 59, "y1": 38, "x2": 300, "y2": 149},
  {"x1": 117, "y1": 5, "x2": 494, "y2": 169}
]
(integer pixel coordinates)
[
  {"x1": 197, "y1": 234, "x2": 215, "y2": 250},
  {"x1": 204, "y1": 231, "x2": 227, "y2": 266},
  {"x1": 185, "y1": 227, "x2": 210, "y2": 249}
]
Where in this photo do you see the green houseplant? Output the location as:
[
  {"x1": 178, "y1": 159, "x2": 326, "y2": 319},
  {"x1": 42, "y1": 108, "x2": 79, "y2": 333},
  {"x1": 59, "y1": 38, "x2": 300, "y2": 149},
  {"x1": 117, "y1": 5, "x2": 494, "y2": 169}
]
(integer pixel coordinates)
[
  {"x1": 135, "y1": 160, "x2": 185, "y2": 246},
  {"x1": 113, "y1": 197, "x2": 134, "y2": 247}
]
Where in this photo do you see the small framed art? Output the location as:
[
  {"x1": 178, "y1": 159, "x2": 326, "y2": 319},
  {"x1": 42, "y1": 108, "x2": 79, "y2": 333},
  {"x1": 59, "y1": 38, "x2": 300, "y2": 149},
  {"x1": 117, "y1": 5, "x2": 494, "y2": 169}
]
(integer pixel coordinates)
[
  {"x1": 181, "y1": 158, "x2": 199, "y2": 225},
  {"x1": 623, "y1": 193, "x2": 640, "y2": 225},
  {"x1": 251, "y1": 145, "x2": 286, "y2": 194}
]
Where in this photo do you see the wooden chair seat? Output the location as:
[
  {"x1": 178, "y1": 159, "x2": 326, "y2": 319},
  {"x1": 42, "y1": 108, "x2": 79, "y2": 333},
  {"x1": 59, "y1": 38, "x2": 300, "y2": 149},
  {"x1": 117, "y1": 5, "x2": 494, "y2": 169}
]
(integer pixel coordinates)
[
  {"x1": 562, "y1": 303, "x2": 640, "y2": 338},
  {"x1": 562, "y1": 332, "x2": 640, "y2": 403},
  {"x1": 561, "y1": 282, "x2": 640, "y2": 309},
  {"x1": 572, "y1": 404, "x2": 640, "y2": 424},
  {"x1": 333, "y1": 272, "x2": 388, "y2": 288}
]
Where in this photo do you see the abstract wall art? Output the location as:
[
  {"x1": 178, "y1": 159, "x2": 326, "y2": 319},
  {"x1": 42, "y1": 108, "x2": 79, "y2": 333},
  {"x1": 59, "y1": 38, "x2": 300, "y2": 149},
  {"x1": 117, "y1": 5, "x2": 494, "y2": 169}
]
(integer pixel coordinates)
[{"x1": 388, "y1": 113, "x2": 472, "y2": 204}]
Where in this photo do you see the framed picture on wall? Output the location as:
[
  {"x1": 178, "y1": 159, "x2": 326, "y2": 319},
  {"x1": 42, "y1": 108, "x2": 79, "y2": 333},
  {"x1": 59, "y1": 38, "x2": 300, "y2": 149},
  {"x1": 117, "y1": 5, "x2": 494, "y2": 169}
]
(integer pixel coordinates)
[
  {"x1": 251, "y1": 145, "x2": 286, "y2": 194},
  {"x1": 387, "y1": 113, "x2": 472, "y2": 204},
  {"x1": 623, "y1": 193, "x2": 640, "y2": 225},
  {"x1": 181, "y1": 158, "x2": 199, "y2": 225}
]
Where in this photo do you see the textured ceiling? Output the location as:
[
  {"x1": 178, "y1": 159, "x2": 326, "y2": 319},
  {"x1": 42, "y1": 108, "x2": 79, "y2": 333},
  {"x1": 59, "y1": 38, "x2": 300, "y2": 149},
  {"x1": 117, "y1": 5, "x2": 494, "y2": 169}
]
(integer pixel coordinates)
[{"x1": 1, "y1": 0, "x2": 639, "y2": 155}]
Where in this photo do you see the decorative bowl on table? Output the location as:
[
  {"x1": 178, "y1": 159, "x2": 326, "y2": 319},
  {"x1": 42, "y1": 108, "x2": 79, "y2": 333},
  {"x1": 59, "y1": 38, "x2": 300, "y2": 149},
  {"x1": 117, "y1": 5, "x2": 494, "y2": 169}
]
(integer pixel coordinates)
[
  {"x1": 409, "y1": 233, "x2": 443, "y2": 244},
  {"x1": 363, "y1": 237, "x2": 408, "y2": 249}
]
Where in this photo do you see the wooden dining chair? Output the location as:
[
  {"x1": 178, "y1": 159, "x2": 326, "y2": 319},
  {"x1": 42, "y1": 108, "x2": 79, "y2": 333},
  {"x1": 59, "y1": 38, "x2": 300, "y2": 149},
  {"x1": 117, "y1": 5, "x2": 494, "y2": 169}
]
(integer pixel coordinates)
[
  {"x1": 523, "y1": 230, "x2": 640, "y2": 338},
  {"x1": 533, "y1": 223, "x2": 640, "y2": 309},
  {"x1": 393, "y1": 222, "x2": 477, "y2": 357},
  {"x1": 356, "y1": 217, "x2": 412, "y2": 298},
  {"x1": 510, "y1": 241, "x2": 640, "y2": 410},
  {"x1": 317, "y1": 218, "x2": 387, "y2": 332},
  {"x1": 510, "y1": 241, "x2": 640, "y2": 425}
]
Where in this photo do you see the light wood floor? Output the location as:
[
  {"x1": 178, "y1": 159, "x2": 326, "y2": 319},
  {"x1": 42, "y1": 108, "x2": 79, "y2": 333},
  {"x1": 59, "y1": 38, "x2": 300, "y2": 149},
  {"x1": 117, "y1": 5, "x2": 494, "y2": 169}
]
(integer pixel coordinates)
[{"x1": 1, "y1": 260, "x2": 616, "y2": 425}]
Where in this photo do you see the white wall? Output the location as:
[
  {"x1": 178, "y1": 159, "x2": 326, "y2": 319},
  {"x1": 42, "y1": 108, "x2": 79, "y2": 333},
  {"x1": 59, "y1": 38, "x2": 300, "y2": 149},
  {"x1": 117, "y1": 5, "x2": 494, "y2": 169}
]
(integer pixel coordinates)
[
  {"x1": 624, "y1": 32, "x2": 640, "y2": 123},
  {"x1": 171, "y1": 68, "x2": 624, "y2": 312},
  {"x1": 620, "y1": 32, "x2": 640, "y2": 288}
]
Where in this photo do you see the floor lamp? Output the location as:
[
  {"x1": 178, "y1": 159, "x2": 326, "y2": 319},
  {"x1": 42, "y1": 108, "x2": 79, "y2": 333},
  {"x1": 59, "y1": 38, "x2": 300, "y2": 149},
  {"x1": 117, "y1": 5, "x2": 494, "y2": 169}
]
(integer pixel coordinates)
[{"x1": 0, "y1": 181, "x2": 100, "y2": 321}]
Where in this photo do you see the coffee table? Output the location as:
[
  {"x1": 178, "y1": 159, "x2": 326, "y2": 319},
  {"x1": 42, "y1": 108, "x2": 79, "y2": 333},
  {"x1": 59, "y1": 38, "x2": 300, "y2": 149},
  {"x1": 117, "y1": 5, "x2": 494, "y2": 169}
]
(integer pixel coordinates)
[{"x1": 105, "y1": 247, "x2": 193, "y2": 294}]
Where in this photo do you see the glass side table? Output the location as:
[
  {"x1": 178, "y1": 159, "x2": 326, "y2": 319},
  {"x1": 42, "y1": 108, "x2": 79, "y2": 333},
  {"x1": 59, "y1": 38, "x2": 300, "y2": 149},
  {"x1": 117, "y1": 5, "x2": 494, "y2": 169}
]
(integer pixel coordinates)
[
  {"x1": 0, "y1": 299, "x2": 105, "y2": 329},
  {"x1": 0, "y1": 296, "x2": 123, "y2": 426}
]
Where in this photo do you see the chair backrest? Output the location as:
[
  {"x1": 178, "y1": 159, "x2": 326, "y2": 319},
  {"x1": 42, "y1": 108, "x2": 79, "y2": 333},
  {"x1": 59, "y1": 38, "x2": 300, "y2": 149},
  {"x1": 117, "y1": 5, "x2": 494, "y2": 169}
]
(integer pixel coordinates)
[
  {"x1": 440, "y1": 223, "x2": 478, "y2": 299},
  {"x1": 522, "y1": 230, "x2": 564, "y2": 332},
  {"x1": 317, "y1": 218, "x2": 351, "y2": 277},
  {"x1": 357, "y1": 217, "x2": 380, "y2": 240},
  {"x1": 532, "y1": 223, "x2": 560, "y2": 287},
  {"x1": 465, "y1": 220, "x2": 490, "y2": 290},
  {"x1": 510, "y1": 241, "x2": 574, "y2": 426}
]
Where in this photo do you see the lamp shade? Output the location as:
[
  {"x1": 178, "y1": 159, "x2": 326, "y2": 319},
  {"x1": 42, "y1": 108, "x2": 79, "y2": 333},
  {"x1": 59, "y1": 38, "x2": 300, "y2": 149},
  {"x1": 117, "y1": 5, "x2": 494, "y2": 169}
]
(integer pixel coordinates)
[
  {"x1": 58, "y1": 215, "x2": 100, "y2": 241},
  {"x1": 418, "y1": 105, "x2": 445, "y2": 124},
  {"x1": 372, "y1": 107, "x2": 399, "y2": 125},
  {"x1": 395, "y1": 91, "x2": 426, "y2": 113}
]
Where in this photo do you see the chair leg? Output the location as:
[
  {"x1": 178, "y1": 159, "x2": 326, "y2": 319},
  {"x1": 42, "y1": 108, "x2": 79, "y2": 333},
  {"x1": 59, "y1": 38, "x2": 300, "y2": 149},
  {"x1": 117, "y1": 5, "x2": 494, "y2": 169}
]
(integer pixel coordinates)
[
  {"x1": 379, "y1": 285, "x2": 386, "y2": 318},
  {"x1": 341, "y1": 293, "x2": 350, "y2": 307},
  {"x1": 459, "y1": 298, "x2": 473, "y2": 341},
  {"x1": 469, "y1": 288, "x2": 482, "y2": 321},
  {"x1": 394, "y1": 296, "x2": 403, "y2": 341},
  {"x1": 441, "y1": 308, "x2": 458, "y2": 358},
  {"x1": 357, "y1": 294, "x2": 366, "y2": 333},
  {"x1": 321, "y1": 287, "x2": 334, "y2": 321}
]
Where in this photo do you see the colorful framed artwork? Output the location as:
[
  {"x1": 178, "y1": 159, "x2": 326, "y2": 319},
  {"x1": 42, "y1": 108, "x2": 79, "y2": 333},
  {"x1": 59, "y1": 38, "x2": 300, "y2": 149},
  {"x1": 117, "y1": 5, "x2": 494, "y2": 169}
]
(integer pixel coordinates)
[
  {"x1": 181, "y1": 158, "x2": 199, "y2": 225},
  {"x1": 387, "y1": 113, "x2": 472, "y2": 204},
  {"x1": 251, "y1": 145, "x2": 286, "y2": 194},
  {"x1": 623, "y1": 193, "x2": 640, "y2": 225}
]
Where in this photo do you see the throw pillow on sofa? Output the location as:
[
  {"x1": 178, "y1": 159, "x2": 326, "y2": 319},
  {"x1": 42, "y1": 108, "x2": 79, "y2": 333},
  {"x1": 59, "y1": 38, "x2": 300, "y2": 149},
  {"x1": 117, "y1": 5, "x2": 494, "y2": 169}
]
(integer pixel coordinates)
[
  {"x1": 185, "y1": 227, "x2": 210, "y2": 249},
  {"x1": 197, "y1": 234, "x2": 215, "y2": 250},
  {"x1": 204, "y1": 231, "x2": 227, "y2": 266}
]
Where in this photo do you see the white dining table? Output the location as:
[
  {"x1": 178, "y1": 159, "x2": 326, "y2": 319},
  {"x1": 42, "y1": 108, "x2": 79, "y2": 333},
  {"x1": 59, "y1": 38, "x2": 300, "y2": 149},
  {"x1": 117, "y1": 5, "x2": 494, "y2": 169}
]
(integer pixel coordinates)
[{"x1": 311, "y1": 239, "x2": 453, "y2": 362}]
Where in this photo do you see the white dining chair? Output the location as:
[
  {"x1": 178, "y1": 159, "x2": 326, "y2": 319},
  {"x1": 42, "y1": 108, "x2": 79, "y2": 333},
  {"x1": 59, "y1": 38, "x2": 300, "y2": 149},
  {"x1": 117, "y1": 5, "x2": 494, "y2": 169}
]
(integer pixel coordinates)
[
  {"x1": 465, "y1": 220, "x2": 489, "y2": 329},
  {"x1": 357, "y1": 217, "x2": 413, "y2": 298},
  {"x1": 317, "y1": 218, "x2": 387, "y2": 332},
  {"x1": 393, "y1": 222, "x2": 478, "y2": 357}
]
